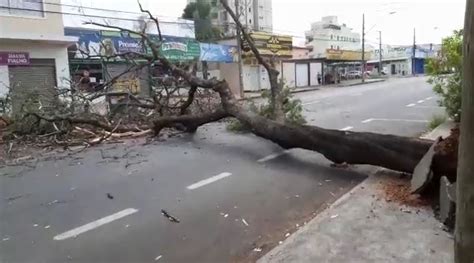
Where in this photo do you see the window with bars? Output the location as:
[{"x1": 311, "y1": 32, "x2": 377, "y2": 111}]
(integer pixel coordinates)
[{"x1": 0, "y1": 0, "x2": 44, "y2": 17}]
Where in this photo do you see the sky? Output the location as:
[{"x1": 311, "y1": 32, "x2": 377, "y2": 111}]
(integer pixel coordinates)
[{"x1": 66, "y1": 0, "x2": 466, "y2": 46}]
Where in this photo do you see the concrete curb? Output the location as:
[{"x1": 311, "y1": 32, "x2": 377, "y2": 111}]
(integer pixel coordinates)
[
  {"x1": 339, "y1": 79, "x2": 385, "y2": 87},
  {"x1": 258, "y1": 121, "x2": 455, "y2": 263},
  {"x1": 421, "y1": 120, "x2": 456, "y2": 140},
  {"x1": 258, "y1": 169, "x2": 454, "y2": 263}
]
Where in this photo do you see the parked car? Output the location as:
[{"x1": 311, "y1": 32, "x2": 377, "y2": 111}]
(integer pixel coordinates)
[{"x1": 347, "y1": 70, "x2": 362, "y2": 79}]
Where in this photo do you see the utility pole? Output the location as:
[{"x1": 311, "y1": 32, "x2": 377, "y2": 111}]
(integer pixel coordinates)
[
  {"x1": 456, "y1": 1, "x2": 474, "y2": 261},
  {"x1": 378, "y1": 30, "x2": 382, "y2": 75},
  {"x1": 235, "y1": 0, "x2": 244, "y2": 98},
  {"x1": 412, "y1": 27, "x2": 416, "y2": 76},
  {"x1": 361, "y1": 13, "x2": 366, "y2": 83}
]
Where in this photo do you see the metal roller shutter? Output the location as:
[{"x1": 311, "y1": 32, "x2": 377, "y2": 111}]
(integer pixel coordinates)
[{"x1": 9, "y1": 59, "x2": 57, "y2": 115}]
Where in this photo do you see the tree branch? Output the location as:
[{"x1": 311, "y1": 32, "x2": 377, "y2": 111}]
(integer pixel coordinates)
[{"x1": 137, "y1": 0, "x2": 162, "y2": 41}]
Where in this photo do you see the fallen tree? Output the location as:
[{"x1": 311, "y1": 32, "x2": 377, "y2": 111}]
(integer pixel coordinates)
[{"x1": 1, "y1": 1, "x2": 454, "y2": 177}]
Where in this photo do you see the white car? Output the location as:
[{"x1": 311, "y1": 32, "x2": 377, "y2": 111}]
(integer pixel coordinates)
[{"x1": 347, "y1": 71, "x2": 362, "y2": 79}]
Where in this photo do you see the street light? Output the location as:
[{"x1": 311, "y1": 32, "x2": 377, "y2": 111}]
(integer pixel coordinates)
[{"x1": 362, "y1": 10, "x2": 397, "y2": 80}]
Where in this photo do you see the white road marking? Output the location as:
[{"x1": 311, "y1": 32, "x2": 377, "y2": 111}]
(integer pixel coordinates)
[
  {"x1": 425, "y1": 97, "x2": 433, "y2": 100},
  {"x1": 53, "y1": 208, "x2": 138, "y2": 241},
  {"x1": 339, "y1": 126, "x2": 354, "y2": 131},
  {"x1": 186, "y1": 172, "x2": 232, "y2": 190},
  {"x1": 302, "y1": 100, "x2": 320, "y2": 106},
  {"x1": 257, "y1": 150, "x2": 290, "y2": 163},
  {"x1": 406, "y1": 103, "x2": 416, "y2": 107},
  {"x1": 155, "y1": 255, "x2": 163, "y2": 261},
  {"x1": 361, "y1": 118, "x2": 374, "y2": 123},
  {"x1": 417, "y1": 100, "x2": 425, "y2": 103},
  {"x1": 242, "y1": 218, "x2": 249, "y2": 226},
  {"x1": 409, "y1": 105, "x2": 445, "y2": 109},
  {"x1": 361, "y1": 118, "x2": 429, "y2": 123}
]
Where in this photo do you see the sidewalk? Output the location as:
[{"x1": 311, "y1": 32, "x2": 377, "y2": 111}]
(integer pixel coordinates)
[
  {"x1": 258, "y1": 123, "x2": 454, "y2": 263},
  {"x1": 258, "y1": 170, "x2": 454, "y2": 263}
]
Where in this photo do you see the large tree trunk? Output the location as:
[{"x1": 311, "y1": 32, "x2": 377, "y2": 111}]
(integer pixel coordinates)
[
  {"x1": 212, "y1": 81, "x2": 432, "y2": 173},
  {"x1": 455, "y1": 1, "x2": 474, "y2": 261}
]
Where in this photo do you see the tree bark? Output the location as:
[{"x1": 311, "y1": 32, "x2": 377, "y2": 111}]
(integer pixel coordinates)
[
  {"x1": 202, "y1": 61, "x2": 209, "y2": 80},
  {"x1": 213, "y1": 81, "x2": 432, "y2": 173},
  {"x1": 455, "y1": 1, "x2": 474, "y2": 261}
]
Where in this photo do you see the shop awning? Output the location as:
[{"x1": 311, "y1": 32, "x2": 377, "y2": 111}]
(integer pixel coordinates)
[{"x1": 1, "y1": 34, "x2": 78, "y2": 46}]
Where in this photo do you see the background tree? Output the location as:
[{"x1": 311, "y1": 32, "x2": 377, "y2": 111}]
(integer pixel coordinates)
[
  {"x1": 182, "y1": 0, "x2": 222, "y2": 79},
  {"x1": 426, "y1": 30, "x2": 463, "y2": 122}
]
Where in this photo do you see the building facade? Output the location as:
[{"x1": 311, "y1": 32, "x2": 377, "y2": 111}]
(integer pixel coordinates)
[
  {"x1": 305, "y1": 16, "x2": 361, "y2": 58},
  {"x1": 0, "y1": 0, "x2": 76, "y2": 99},
  {"x1": 368, "y1": 44, "x2": 440, "y2": 75},
  {"x1": 187, "y1": 0, "x2": 273, "y2": 36},
  {"x1": 292, "y1": 46, "x2": 310, "y2": 59}
]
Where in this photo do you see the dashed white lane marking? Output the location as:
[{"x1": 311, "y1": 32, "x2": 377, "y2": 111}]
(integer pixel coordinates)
[
  {"x1": 410, "y1": 105, "x2": 445, "y2": 109},
  {"x1": 406, "y1": 103, "x2": 416, "y2": 107},
  {"x1": 361, "y1": 118, "x2": 429, "y2": 124},
  {"x1": 53, "y1": 208, "x2": 138, "y2": 241},
  {"x1": 339, "y1": 126, "x2": 354, "y2": 131},
  {"x1": 417, "y1": 100, "x2": 425, "y2": 103},
  {"x1": 186, "y1": 172, "x2": 232, "y2": 190},
  {"x1": 257, "y1": 150, "x2": 290, "y2": 163},
  {"x1": 302, "y1": 100, "x2": 320, "y2": 106},
  {"x1": 425, "y1": 97, "x2": 433, "y2": 100},
  {"x1": 361, "y1": 118, "x2": 374, "y2": 123}
]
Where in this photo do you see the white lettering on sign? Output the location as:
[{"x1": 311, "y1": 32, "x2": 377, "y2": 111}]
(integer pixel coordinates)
[
  {"x1": 7, "y1": 53, "x2": 28, "y2": 64},
  {"x1": 118, "y1": 40, "x2": 141, "y2": 49},
  {"x1": 162, "y1": 42, "x2": 188, "y2": 52}
]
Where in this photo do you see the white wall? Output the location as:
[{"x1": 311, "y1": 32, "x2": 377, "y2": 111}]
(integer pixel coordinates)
[
  {"x1": 0, "y1": 42, "x2": 71, "y2": 88},
  {"x1": 310, "y1": 62, "x2": 322, "y2": 86},
  {"x1": 243, "y1": 65, "x2": 260, "y2": 91},
  {"x1": 282, "y1": 62, "x2": 296, "y2": 88}
]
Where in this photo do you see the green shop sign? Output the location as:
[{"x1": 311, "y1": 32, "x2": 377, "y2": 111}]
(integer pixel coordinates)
[{"x1": 156, "y1": 36, "x2": 200, "y2": 61}]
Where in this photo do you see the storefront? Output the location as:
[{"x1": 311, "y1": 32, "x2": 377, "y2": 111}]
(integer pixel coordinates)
[
  {"x1": 282, "y1": 49, "x2": 371, "y2": 87},
  {"x1": 282, "y1": 59, "x2": 324, "y2": 88},
  {"x1": 65, "y1": 27, "x2": 240, "y2": 103},
  {"x1": 236, "y1": 32, "x2": 293, "y2": 92}
]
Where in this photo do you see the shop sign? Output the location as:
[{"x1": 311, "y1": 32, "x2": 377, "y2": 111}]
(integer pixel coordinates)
[
  {"x1": 0, "y1": 52, "x2": 30, "y2": 66},
  {"x1": 156, "y1": 36, "x2": 200, "y2": 61},
  {"x1": 326, "y1": 49, "x2": 372, "y2": 61},
  {"x1": 244, "y1": 32, "x2": 292, "y2": 57},
  {"x1": 199, "y1": 43, "x2": 239, "y2": 62},
  {"x1": 101, "y1": 30, "x2": 144, "y2": 55},
  {"x1": 65, "y1": 28, "x2": 102, "y2": 59}
]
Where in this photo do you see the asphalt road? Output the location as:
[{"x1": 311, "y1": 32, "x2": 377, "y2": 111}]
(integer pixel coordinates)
[{"x1": 0, "y1": 76, "x2": 444, "y2": 263}]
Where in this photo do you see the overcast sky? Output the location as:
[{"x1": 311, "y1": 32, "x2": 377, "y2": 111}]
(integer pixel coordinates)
[{"x1": 67, "y1": 0, "x2": 466, "y2": 46}]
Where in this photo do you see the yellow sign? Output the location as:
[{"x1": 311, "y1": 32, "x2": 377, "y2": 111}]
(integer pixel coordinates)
[
  {"x1": 325, "y1": 49, "x2": 372, "y2": 61},
  {"x1": 243, "y1": 32, "x2": 292, "y2": 57},
  {"x1": 114, "y1": 78, "x2": 140, "y2": 94}
]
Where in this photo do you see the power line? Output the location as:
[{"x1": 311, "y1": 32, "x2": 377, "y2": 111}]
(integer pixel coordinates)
[
  {"x1": 41, "y1": 0, "x2": 182, "y2": 20},
  {"x1": 0, "y1": 6, "x2": 192, "y2": 24}
]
